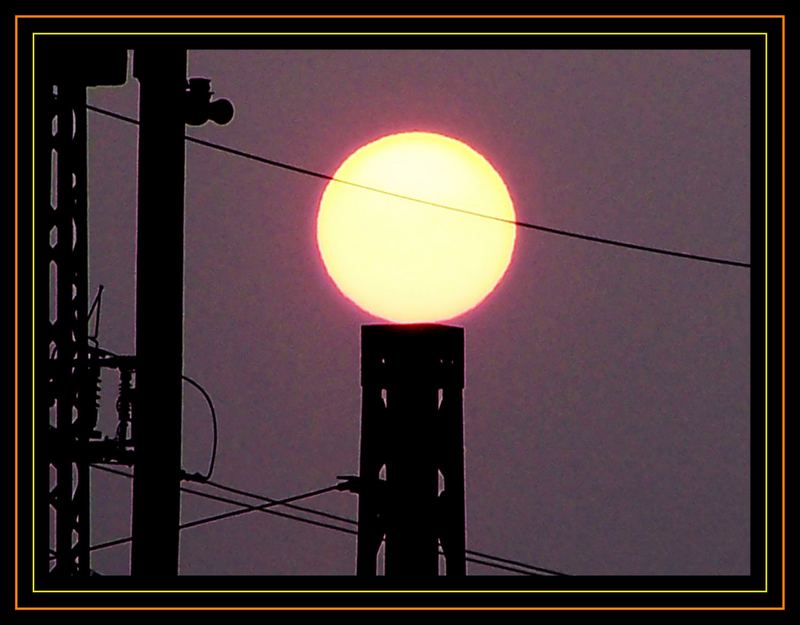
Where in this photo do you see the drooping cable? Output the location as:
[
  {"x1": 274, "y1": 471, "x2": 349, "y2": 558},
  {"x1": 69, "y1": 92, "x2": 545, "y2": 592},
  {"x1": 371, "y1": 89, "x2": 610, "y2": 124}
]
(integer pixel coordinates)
[
  {"x1": 180, "y1": 374, "x2": 218, "y2": 482},
  {"x1": 86, "y1": 104, "x2": 750, "y2": 269}
]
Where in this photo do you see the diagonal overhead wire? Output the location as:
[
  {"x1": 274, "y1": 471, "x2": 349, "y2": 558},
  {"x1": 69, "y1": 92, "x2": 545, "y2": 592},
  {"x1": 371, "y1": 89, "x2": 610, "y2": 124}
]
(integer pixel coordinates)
[
  {"x1": 200, "y1": 477, "x2": 357, "y2": 527},
  {"x1": 89, "y1": 464, "x2": 565, "y2": 576},
  {"x1": 86, "y1": 104, "x2": 750, "y2": 269},
  {"x1": 197, "y1": 477, "x2": 565, "y2": 576},
  {"x1": 91, "y1": 464, "x2": 354, "y2": 537}
]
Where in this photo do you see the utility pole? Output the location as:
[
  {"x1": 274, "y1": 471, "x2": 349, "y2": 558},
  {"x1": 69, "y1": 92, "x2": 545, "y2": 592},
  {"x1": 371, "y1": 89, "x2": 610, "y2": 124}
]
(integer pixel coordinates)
[
  {"x1": 130, "y1": 47, "x2": 188, "y2": 577},
  {"x1": 356, "y1": 324, "x2": 466, "y2": 577},
  {"x1": 39, "y1": 41, "x2": 232, "y2": 580},
  {"x1": 130, "y1": 47, "x2": 233, "y2": 577}
]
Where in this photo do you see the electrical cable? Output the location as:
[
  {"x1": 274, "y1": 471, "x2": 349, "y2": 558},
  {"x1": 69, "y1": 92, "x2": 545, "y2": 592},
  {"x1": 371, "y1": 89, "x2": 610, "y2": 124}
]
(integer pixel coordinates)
[
  {"x1": 464, "y1": 556, "x2": 547, "y2": 576},
  {"x1": 75, "y1": 342, "x2": 218, "y2": 482},
  {"x1": 200, "y1": 478, "x2": 565, "y2": 576},
  {"x1": 89, "y1": 464, "x2": 356, "y2": 549},
  {"x1": 178, "y1": 483, "x2": 345, "y2": 533},
  {"x1": 200, "y1": 478, "x2": 357, "y2": 527},
  {"x1": 465, "y1": 549, "x2": 565, "y2": 576},
  {"x1": 88, "y1": 464, "x2": 566, "y2": 576},
  {"x1": 86, "y1": 104, "x2": 750, "y2": 269},
  {"x1": 180, "y1": 375, "x2": 218, "y2": 482},
  {"x1": 76, "y1": 347, "x2": 566, "y2": 575}
]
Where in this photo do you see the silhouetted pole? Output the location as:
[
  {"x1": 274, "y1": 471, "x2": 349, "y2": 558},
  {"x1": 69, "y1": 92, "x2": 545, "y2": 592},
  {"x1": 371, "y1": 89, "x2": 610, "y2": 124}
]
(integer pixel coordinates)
[
  {"x1": 130, "y1": 47, "x2": 187, "y2": 577},
  {"x1": 358, "y1": 324, "x2": 466, "y2": 577}
]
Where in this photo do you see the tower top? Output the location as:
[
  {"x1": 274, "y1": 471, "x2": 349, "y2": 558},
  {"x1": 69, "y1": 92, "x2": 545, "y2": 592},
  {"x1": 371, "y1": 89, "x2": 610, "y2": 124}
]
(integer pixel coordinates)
[{"x1": 361, "y1": 323, "x2": 464, "y2": 390}]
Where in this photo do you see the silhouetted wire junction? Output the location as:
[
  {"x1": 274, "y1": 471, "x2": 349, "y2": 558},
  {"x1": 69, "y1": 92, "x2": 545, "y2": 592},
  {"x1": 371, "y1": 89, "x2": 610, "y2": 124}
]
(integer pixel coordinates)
[{"x1": 74, "y1": 104, "x2": 749, "y2": 577}]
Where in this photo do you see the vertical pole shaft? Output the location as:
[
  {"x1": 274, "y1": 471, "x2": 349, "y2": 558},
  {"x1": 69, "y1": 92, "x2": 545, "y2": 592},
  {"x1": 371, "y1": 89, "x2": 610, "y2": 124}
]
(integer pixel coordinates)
[{"x1": 130, "y1": 47, "x2": 187, "y2": 577}]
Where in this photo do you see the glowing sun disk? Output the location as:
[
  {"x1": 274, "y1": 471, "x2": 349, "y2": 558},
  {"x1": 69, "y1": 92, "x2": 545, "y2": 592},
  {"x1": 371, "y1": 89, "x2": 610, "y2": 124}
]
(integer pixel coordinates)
[{"x1": 317, "y1": 132, "x2": 516, "y2": 323}]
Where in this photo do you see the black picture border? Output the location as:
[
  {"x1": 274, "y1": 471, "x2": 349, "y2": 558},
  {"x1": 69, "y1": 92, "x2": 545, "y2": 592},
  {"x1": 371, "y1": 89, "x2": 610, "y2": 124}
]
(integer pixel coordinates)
[{"x1": 8, "y1": 5, "x2": 787, "y2": 617}]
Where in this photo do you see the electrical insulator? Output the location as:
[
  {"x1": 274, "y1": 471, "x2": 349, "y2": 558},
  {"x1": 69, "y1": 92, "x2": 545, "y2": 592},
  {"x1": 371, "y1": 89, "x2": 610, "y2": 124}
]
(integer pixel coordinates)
[
  {"x1": 115, "y1": 366, "x2": 134, "y2": 445},
  {"x1": 184, "y1": 78, "x2": 234, "y2": 126},
  {"x1": 81, "y1": 363, "x2": 102, "y2": 438}
]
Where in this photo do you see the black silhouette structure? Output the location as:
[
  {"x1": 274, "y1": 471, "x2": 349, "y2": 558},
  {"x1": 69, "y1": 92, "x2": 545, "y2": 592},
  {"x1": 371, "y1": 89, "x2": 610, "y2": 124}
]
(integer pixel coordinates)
[
  {"x1": 355, "y1": 324, "x2": 466, "y2": 577},
  {"x1": 39, "y1": 45, "x2": 127, "y2": 578},
  {"x1": 130, "y1": 47, "x2": 234, "y2": 577},
  {"x1": 41, "y1": 44, "x2": 232, "y2": 578},
  {"x1": 128, "y1": 47, "x2": 189, "y2": 578}
]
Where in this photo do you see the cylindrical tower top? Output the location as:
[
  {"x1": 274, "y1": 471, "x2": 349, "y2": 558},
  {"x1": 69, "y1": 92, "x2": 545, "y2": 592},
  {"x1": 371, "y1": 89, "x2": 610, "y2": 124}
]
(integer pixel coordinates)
[{"x1": 361, "y1": 324, "x2": 464, "y2": 389}]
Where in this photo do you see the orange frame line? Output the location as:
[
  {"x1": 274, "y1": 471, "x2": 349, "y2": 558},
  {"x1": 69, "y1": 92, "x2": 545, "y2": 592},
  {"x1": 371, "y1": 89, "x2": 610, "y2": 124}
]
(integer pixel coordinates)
[
  {"x1": 13, "y1": 9, "x2": 19, "y2": 617},
  {"x1": 780, "y1": 13, "x2": 786, "y2": 611},
  {"x1": 11, "y1": 606, "x2": 792, "y2": 612},
  {"x1": 13, "y1": 14, "x2": 789, "y2": 19},
  {"x1": 13, "y1": 13, "x2": 786, "y2": 612}
]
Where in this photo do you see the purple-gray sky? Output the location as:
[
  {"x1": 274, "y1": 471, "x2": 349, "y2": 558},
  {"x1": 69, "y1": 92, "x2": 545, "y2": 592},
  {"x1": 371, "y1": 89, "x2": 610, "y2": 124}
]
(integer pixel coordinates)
[{"x1": 84, "y1": 49, "x2": 750, "y2": 576}]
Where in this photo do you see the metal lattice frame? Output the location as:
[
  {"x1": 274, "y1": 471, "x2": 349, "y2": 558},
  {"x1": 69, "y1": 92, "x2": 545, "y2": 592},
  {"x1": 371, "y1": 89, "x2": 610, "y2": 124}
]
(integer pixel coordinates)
[{"x1": 44, "y1": 80, "x2": 94, "y2": 577}]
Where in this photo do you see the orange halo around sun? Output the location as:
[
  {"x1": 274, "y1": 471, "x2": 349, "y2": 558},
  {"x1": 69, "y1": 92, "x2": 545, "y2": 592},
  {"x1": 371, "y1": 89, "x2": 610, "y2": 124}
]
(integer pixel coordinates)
[{"x1": 316, "y1": 131, "x2": 516, "y2": 323}]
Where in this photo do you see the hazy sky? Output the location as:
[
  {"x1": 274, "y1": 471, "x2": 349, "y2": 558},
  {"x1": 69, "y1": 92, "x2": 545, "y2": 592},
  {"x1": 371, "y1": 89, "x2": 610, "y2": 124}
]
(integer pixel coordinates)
[{"x1": 84, "y1": 48, "x2": 750, "y2": 576}]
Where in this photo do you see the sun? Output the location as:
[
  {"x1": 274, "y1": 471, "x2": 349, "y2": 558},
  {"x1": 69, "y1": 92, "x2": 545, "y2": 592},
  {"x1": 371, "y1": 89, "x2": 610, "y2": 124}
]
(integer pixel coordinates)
[{"x1": 316, "y1": 131, "x2": 516, "y2": 323}]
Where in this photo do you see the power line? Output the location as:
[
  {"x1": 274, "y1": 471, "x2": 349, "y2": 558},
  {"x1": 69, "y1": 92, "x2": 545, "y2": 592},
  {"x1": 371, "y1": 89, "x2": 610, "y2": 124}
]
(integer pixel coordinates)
[
  {"x1": 181, "y1": 374, "x2": 218, "y2": 482},
  {"x1": 466, "y1": 549, "x2": 564, "y2": 576},
  {"x1": 464, "y1": 556, "x2": 551, "y2": 576},
  {"x1": 86, "y1": 104, "x2": 750, "y2": 269},
  {"x1": 179, "y1": 483, "x2": 344, "y2": 532},
  {"x1": 83, "y1": 347, "x2": 567, "y2": 574},
  {"x1": 200, "y1": 477, "x2": 565, "y2": 576},
  {"x1": 201, "y1": 478, "x2": 357, "y2": 527},
  {"x1": 89, "y1": 464, "x2": 565, "y2": 576},
  {"x1": 91, "y1": 463, "x2": 355, "y2": 538},
  {"x1": 91, "y1": 465, "x2": 540, "y2": 576}
]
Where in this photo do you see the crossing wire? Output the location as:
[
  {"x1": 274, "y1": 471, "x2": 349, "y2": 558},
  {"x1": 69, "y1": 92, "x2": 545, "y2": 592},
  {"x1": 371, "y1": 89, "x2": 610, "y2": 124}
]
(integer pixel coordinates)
[
  {"x1": 89, "y1": 464, "x2": 565, "y2": 576},
  {"x1": 86, "y1": 104, "x2": 750, "y2": 269},
  {"x1": 200, "y1": 476, "x2": 565, "y2": 576}
]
